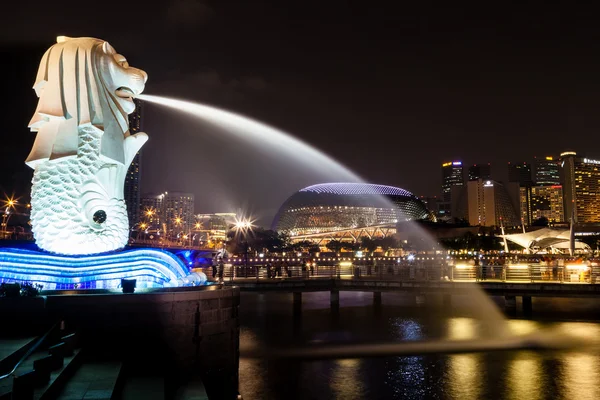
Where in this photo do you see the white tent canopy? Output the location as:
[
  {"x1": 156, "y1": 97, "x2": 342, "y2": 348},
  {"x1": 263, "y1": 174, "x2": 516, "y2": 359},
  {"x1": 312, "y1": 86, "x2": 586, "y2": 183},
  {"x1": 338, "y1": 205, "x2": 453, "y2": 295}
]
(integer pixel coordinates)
[{"x1": 499, "y1": 228, "x2": 591, "y2": 253}]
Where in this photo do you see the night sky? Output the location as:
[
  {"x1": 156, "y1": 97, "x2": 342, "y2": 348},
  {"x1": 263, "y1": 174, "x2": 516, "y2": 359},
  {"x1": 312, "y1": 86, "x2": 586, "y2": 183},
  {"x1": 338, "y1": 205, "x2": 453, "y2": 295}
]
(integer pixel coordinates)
[{"x1": 3, "y1": 1, "x2": 600, "y2": 226}]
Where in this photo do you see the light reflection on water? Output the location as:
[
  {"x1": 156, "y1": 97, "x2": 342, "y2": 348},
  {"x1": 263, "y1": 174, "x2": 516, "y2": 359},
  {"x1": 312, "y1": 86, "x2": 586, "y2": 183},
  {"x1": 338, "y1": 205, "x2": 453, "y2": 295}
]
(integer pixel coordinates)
[
  {"x1": 238, "y1": 292, "x2": 600, "y2": 400},
  {"x1": 331, "y1": 359, "x2": 364, "y2": 399},
  {"x1": 507, "y1": 354, "x2": 542, "y2": 400},
  {"x1": 448, "y1": 354, "x2": 482, "y2": 400},
  {"x1": 563, "y1": 353, "x2": 600, "y2": 400}
]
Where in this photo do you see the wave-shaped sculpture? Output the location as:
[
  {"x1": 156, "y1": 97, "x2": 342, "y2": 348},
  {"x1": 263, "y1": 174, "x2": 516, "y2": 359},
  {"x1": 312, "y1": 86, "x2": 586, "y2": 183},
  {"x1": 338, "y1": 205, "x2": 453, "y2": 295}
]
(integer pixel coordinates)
[
  {"x1": 0, "y1": 247, "x2": 202, "y2": 289},
  {"x1": 27, "y1": 36, "x2": 148, "y2": 255}
]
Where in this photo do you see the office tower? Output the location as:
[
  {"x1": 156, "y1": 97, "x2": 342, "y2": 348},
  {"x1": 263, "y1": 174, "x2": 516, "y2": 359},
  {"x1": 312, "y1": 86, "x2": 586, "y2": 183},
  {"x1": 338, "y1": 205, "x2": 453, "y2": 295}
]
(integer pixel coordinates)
[
  {"x1": 508, "y1": 162, "x2": 533, "y2": 186},
  {"x1": 561, "y1": 152, "x2": 600, "y2": 223},
  {"x1": 466, "y1": 180, "x2": 520, "y2": 227},
  {"x1": 519, "y1": 185, "x2": 564, "y2": 225},
  {"x1": 163, "y1": 192, "x2": 195, "y2": 233},
  {"x1": 534, "y1": 156, "x2": 560, "y2": 185},
  {"x1": 468, "y1": 163, "x2": 492, "y2": 181},
  {"x1": 124, "y1": 99, "x2": 143, "y2": 227},
  {"x1": 140, "y1": 192, "x2": 166, "y2": 226},
  {"x1": 440, "y1": 161, "x2": 464, "y2": 218}
]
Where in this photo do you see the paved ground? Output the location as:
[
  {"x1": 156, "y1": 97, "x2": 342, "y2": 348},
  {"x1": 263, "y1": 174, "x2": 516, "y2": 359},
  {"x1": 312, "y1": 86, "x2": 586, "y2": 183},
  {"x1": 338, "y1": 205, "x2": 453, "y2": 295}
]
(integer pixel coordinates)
[
  {"x1": 56, "y1": 361, "x2": 121, "y2": 400},
  {"x1": 0, "y1": 337, "x2": 35, "y2": 364}
]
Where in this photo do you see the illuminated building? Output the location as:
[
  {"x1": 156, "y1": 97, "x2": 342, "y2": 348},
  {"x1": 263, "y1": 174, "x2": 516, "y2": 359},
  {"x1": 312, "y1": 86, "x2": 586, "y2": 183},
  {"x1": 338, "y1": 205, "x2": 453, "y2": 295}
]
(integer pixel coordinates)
[
  {"x1": 140, "y1": 192, "x2": 166, "y2": 225},
  {"x1": 519, "y1": 185, "x2": 564, "y2": 225},
  {"x1": 534, "y1": 156, "x2": 560, "y2": 185},
  {"x1": 561, "y1": 152, "x2": 600, "y2": 223},
  {"x1": 440, "y1": 161, "x2": 464, "y2": 218},
  {"x1": 468, "y1": 163, "x2": 491, "y2": 181},
  {"x1": 124, "y1": 99, "x2": 143, "y2": 227},
  {"x1": 273, "y1": 183, "x2": 434, "y2": 242},
  {"x1": 140, "y1": 191, "x2": 195, "y2": 233},
  {"x1": 508, "y1": 162, "x2": 533, "y2": 186},
  {"x1": 163, "y1": 192, "x2": 195, "y2": 233},
  {"x1": 466, "y1": 180, "x2": 520, "y2": 227},
  {"x1": 194, "y1": 213, "x2": 236, "y2": 245}
]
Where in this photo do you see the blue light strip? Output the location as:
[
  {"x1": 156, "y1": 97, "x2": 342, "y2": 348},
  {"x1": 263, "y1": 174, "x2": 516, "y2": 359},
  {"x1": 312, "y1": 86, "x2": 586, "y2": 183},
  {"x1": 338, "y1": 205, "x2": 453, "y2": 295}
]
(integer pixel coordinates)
[{"x1": 0, "y1": 247, "x2": 191, "y2": 289}]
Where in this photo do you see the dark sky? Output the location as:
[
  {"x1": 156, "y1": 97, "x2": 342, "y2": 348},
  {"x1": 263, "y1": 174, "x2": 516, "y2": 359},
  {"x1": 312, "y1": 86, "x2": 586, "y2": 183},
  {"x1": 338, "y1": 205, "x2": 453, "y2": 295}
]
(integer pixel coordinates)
[{"x1": 3, "y1": 1, "x2": 600, "y2": 226}]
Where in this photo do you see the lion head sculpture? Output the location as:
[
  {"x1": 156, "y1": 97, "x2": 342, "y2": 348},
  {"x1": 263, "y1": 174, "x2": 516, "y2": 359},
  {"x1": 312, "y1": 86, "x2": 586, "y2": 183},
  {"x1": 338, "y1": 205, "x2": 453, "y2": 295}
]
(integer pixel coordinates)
[
  {"x1": 26, "y1": 36, "x2": 148, "y2": 168},
  {"x1": 26, "y1": 36, "x2": 149, "y2": 255}
]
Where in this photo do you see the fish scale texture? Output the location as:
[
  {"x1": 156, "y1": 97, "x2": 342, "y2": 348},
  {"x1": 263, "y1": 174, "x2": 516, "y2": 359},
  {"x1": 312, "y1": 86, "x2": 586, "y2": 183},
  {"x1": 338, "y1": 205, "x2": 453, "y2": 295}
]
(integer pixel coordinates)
[{"x1": 30, "y1": 128, "x2": 129, "y2": 255}]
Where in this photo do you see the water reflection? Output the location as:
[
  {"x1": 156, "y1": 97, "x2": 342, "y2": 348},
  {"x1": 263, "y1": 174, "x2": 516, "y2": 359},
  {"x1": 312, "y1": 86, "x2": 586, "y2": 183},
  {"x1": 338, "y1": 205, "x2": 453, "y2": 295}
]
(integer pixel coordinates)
[
  {"x1": 392, "y1": 319, "x2": 423, "y2": 341},
  {"x1": 506, "y1": 319, "x2": 539, "y2": 336},
  {"x1": 563, "y1": 353, "x2": 600, "y2": 400},
  {"x1": 447, "y1": 317, "x2": 477, "y2": 340},
  {"x1": 331, "y1": 359, "x2": 364, "y2": 399},
  {"x1": 507, "y1": 353, "x2": 542, "y2": 400},
  {"x1": 558, "y1": 322, "x2": 600, "y2": 343},
  {"x1": 237, "y1": 292, "x2": 600, "y2": 400},
  {"x1": 448, "y1": 354, "x2": 482, "y2": 399},
  {"x1": 385, "y1": 356, "x2": 426, "y2": 399}
]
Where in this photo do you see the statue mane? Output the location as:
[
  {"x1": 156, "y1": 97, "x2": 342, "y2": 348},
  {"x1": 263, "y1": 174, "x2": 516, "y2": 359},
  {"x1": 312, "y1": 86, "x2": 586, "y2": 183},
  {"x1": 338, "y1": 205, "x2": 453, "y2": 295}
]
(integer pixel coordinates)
[{"x1": 26, "y1": 36, "x2": 131, "y2": 168}]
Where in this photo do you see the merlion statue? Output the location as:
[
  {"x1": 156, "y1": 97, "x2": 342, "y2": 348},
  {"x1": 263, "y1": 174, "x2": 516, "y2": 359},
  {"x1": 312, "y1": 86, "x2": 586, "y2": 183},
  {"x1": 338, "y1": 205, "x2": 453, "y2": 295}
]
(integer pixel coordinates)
[{"x1": 26, "y1": 36, "x2": 148, "y2": 255}]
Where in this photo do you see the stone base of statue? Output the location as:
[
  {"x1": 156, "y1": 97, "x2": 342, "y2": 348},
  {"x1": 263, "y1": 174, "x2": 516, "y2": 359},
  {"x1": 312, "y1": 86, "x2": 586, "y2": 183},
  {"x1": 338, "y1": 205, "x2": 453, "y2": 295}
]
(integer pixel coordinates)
[{"x1": 0, "y1": 247, "x2": 206, "y2": 289}]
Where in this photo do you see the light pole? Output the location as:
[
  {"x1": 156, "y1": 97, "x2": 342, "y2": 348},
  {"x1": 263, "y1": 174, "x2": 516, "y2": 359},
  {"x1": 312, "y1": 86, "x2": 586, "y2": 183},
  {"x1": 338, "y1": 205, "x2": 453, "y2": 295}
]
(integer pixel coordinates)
[
  {"x1": 2, "y1": 198, "x2": 17, "y2": 238},
  {"x1": 137, "y1": 222, "x2": 147, "y2": 241},
  {"x1": 234, "y1": 218, "x2": 253, "y2": 279},
  {"x1": 174, "y1": 216, "x2": 182, "y2": 246}
]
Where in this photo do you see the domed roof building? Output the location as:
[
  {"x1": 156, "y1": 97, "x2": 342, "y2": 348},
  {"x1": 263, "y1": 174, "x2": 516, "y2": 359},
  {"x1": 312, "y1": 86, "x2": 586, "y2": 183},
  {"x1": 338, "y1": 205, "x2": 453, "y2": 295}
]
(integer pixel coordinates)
[{"x1": 272, "y1": 183, "x2": 434, "y2": 241}]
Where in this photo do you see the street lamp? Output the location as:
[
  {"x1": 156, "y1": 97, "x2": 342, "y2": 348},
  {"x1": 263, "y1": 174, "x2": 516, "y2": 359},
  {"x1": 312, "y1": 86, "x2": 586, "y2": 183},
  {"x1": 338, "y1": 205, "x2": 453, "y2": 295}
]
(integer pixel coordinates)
[
  {"x1": 2, "y1": 196, "x2": 18, "y2": 238},
  {"x1": 137, "y1": 222, "x2": 147, "y2": 241},
  {"x1": 233, "y1": 217, "x2": 254, "y2": 278}
]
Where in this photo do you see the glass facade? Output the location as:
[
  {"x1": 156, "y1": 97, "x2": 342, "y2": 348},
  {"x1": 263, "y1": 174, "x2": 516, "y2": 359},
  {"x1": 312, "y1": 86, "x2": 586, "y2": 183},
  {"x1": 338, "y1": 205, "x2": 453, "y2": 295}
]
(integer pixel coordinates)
[
  {"x1": 534, "y1": 156, "x2": 560, "y2": 185},
  {"x1": 124, "y1": 99, "x2": 143, "y2": 227},
  {"x1": 519, "y1": 185, "x2": 564, "y2": 225},
  {"x1": 562, "y1": 153, "x2": 600, "y2": 223},
  {"x1": 273, "y1": 183, "x2": 433, "y2": 235},
  {"x1": 442, "y1": 161, "x2": 464, "y2": 202},
  {"x1": 468, "y1": 164, "x2": 491, "y2": 181}
]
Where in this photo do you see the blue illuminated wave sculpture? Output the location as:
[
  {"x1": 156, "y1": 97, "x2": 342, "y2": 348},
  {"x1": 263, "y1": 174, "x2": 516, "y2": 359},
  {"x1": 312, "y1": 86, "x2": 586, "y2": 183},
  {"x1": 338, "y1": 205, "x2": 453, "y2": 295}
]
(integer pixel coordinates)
[{"x1": 0, "y1": 247, "x2": 201, "y2": 290}]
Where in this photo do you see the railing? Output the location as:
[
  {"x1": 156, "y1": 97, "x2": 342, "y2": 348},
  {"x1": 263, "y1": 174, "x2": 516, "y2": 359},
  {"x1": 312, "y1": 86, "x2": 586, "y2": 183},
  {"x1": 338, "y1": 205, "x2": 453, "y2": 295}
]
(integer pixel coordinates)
[{"x1": 200, "y1": 259, "x2": 600, "y2": 284}]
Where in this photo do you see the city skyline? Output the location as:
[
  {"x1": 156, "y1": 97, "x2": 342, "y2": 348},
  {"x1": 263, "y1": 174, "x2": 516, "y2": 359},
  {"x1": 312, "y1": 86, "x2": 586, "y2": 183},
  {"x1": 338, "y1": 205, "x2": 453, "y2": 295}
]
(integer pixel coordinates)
[{"x1": 3, "y1": 3, "x2": 600, "y2": 226}]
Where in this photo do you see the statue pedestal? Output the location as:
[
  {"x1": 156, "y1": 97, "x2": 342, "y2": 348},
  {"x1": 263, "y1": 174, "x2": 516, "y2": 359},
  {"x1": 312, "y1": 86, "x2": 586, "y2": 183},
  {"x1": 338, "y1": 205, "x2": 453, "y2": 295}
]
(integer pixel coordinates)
[{"x1": 0, "y1": 247, "x2": 202, "y2": 289}]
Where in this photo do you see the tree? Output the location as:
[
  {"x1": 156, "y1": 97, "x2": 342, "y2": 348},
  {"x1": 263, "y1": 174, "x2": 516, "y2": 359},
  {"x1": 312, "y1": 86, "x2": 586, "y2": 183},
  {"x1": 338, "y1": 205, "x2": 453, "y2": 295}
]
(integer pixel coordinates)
[
  {"x1": 292, "y1": 240, "x2": 315, "y2": 253},
  {"x1": 376, "y1": 236, "x2": 399, "y2": 254},
  {"x1": 360, "y1": 236, "x2": 378, "y2": 255},
  {"x1": 225, "y1": 228, "x2": 290, "y2": 255},
  {"x1": 326, "y1": 240, "x2": 344, "y2": 253}
]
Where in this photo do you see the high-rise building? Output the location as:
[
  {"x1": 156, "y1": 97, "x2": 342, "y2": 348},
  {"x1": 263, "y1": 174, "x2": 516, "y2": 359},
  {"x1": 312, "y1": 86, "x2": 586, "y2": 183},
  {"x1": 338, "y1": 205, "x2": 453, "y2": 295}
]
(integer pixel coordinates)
[
  {"x1": 466, "y1": 179, "x2": 520, "y2": 227},
  {"x1": 163, "y1": 192, "x2": 195, "y2": 233},
  {"x1": 519, "y1": 185, "x2": 564, "y2": 225},
  {"x1": 195, "y1": 213, "x2": 237, "y2": 245},
  {"x1": 124, "y1": 99, "x2": 143, "y2": 227},
  {"x1": 468, "y1": 163, "x2": 491, "y2": 181},
  {"x1": 534, "y1": 156, "x2": 560, "y2": 186},
  {"x1": 440, "y1": 161, "x2": 464, "y2": 218},
  {"x1": 508, "y1": 162, "x2": 533, "y2": 186},
  {"x1": 561, "y1": 152, "x2": 600, "y2": 223},
  {"x1": 140, "y1": 192, "x2": 166, "y2": 226}
]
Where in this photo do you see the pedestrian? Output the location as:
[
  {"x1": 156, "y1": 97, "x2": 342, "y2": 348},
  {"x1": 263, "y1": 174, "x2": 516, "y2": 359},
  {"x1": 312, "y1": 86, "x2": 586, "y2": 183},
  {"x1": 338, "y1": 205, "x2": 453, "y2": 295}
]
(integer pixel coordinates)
[
  {"x1": 211, "y1": 257, "x2": 218, "y2": 280},
  {"x1": 218, "y1": 257, "x2": 224, "y2": 282}
]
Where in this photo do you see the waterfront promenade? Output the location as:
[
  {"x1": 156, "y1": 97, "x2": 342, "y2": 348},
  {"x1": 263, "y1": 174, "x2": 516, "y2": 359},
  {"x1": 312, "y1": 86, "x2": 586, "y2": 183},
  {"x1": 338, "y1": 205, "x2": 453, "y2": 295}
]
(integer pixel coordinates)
[{"x1": 211, "y1": 257, "x2": 600, "y2": 313}]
